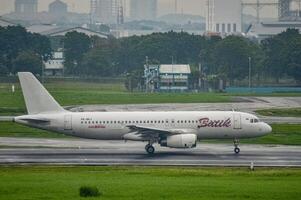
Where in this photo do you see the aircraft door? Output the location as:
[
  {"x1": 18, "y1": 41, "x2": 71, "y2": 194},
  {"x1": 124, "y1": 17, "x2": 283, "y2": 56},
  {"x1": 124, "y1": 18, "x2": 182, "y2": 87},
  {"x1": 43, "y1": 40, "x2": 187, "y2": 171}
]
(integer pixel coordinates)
[
  {"x1": 64, "y1": 115, "x2": 72, "y2": 130},
  {"x1": 233, "y1": 113, "x2": 241, "y2": 129}
]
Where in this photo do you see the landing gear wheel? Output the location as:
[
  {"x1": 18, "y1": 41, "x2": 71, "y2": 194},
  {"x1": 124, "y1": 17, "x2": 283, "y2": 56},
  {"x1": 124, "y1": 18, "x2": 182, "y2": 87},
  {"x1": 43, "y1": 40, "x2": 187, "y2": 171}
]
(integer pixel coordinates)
[
  {"x1": 146, "y1": 145, "x2": 155, "y2": 155},
  {"x1": 233, "y1": 139, "x2": 240, "y2": 154},
  {"x1": 234, "y1": 147, "x2": 240, "y2": 154}
]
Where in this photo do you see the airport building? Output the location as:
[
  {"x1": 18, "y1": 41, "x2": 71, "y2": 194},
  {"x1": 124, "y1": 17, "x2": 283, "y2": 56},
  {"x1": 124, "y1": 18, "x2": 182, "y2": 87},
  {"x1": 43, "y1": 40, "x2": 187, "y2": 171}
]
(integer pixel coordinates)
[
  {"x1": 130, "y1": 0, "x2": 157, "y2": 21},
  {"x1": 44, "y1": 52, "x2": 64, "y2": 76},
  {"x1": 206, "y1": 0, "x2": 242, "y2": 33},
  {"x1": 144, "y1": 64, "x2": 191, "y2": 92}
]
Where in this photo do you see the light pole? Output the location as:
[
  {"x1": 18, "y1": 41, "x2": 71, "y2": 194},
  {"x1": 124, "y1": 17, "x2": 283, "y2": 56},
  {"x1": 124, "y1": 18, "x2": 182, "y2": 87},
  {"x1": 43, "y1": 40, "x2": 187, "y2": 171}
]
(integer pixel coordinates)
[{"x1": 248, "y1": 56, "x2": 252, "y2": 89}]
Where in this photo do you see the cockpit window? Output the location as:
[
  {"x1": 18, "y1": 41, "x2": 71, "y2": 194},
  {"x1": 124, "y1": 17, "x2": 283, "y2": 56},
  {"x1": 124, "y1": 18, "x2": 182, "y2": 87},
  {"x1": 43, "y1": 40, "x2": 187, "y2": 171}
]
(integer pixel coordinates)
[{"x1": 250, "y1": 118, "x2": 260, "y2": 123}]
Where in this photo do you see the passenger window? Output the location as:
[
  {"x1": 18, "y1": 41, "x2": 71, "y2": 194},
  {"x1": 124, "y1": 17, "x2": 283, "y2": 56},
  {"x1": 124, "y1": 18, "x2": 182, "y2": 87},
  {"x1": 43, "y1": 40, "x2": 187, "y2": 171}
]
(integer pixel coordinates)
[{"x1": 250, "y1": 119, "x2": 253, "y2": 123}]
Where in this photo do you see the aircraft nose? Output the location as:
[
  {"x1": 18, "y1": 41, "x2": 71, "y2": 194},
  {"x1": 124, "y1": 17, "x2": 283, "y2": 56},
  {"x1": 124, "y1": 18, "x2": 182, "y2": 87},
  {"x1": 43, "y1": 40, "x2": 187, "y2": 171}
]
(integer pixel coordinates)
[{"x1": 263, "y1": 123, "x2": 272, "y2": 134}]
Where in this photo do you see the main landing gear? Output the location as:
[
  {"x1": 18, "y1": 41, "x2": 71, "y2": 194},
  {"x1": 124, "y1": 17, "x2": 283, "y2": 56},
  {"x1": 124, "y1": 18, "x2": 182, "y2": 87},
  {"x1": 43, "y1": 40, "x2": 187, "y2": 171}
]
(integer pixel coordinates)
[
  {"x1": 233, "y1": 139, "x2": 240, "y2": 154},
  {"x1": 145, "y1": 143, "x2": 155, "y2": 155}
]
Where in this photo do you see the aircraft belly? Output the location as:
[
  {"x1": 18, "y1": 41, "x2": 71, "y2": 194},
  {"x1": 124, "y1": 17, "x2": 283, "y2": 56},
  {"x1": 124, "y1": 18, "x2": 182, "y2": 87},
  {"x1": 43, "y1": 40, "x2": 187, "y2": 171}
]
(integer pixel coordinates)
[
  {"x1": 73, "y1": 127, "x2": 128, "y2": 140},
  {"x1": 197, "y1": 128, "x2": 239, "y2": 139}
]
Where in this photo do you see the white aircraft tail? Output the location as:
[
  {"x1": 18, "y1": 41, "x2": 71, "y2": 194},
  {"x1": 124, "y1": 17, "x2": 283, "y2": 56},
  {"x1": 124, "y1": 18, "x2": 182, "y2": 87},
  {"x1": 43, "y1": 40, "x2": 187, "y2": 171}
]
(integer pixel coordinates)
[{"x1": 18, "y1": 72, "x2": 66, "y2": 114}]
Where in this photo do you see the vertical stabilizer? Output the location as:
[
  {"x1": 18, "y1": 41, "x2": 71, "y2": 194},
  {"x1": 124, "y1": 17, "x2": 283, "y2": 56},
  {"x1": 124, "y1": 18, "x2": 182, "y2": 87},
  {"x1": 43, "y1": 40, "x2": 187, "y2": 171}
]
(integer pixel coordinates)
[{"x1": 18, "y1": 72, "x2": 65, "y2": 114}]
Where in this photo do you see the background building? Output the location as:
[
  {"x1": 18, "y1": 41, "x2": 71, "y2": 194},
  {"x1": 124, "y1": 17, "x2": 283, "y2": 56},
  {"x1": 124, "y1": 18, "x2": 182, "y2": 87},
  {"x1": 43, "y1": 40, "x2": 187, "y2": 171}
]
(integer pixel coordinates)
[
  {"x1": 130, "y1": 0, "x2": 157, "y2": 21},
  {"x1": 144, "y1": 64, "x2": 191, "y2": 92},
  {"x1": 15, "y1": 0, "x2": 38, "y2": 14},
  {"x1": 49, "y1": 0, "x2": 68, "y2": 16},
  {"x1": 90, "y1": 0, "x2": 122, "y2": 24},
  {"x1": 206, "y1": 0, "x2": 242, "y2": 33}
]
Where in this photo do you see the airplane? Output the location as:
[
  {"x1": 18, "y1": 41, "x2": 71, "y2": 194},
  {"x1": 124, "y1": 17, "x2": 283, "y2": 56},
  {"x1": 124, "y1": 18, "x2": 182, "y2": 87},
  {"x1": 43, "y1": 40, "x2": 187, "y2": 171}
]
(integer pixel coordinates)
[{"x1": 13, "y1": 72, "x2": 272, "y2": 155}]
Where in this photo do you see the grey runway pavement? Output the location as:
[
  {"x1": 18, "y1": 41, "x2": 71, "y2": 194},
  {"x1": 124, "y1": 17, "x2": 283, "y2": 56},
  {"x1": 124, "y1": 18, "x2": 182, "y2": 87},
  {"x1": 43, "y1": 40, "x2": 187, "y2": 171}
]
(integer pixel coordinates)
[{"x1": 0, "y1": 138, "x2": 301, "y2": 167}]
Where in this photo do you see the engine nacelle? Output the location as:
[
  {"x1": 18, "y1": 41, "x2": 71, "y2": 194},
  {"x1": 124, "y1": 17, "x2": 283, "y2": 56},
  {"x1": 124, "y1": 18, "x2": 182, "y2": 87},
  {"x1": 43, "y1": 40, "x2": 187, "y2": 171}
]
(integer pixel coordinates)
[{"x1": 160, "y1": 134, "x2": 197, "y2": 148}]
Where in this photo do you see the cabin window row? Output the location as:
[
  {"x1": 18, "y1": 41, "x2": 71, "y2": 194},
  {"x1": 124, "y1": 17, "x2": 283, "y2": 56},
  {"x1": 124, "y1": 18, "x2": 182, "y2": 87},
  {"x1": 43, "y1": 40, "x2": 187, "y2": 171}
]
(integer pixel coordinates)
[{"x1": 81, "y1": 120, "x2": 199, "y2": 124}]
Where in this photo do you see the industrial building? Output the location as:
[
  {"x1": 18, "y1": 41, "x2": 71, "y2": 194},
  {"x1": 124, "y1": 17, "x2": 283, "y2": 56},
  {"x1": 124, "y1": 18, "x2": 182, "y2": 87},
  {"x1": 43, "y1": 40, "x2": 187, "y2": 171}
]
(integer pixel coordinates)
[
  {"x1": 90, "y1": 0, "x2": 123, "y2": 24},
  {"x1": 14, "y1": 0, "x2": 38, "y2": 14},
  {"x1": 245, "y1": 0, "x2": 301, "y2": 41},
  {"x1": 130, "y1": 0, "x2": 157, "y2": 21},
  {"x1": 206, "y1": 0, "x2": 242, "y2": 33},
  {"x1": 49, "y1": 0, "x2": 68, "y2": 16},
  {"x1": 247, "y1": 21, "x2": 301, "y2": 41},
  {"x1": 144, "y1": 64, "x2": 191, "y2": 92}
]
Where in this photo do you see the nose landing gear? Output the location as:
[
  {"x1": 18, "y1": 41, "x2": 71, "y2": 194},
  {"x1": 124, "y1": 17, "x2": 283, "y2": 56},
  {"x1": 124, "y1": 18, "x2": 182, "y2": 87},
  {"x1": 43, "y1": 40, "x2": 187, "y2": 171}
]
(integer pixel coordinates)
[{"x1": 234, "y1": 139, "x2": 240, "y2": 154}]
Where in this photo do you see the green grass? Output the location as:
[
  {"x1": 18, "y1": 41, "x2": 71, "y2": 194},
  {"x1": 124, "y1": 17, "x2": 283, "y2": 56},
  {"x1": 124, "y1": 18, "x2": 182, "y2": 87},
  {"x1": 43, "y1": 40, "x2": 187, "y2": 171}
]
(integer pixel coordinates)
[
  {"x1": 240, "y1": 124, "x2": 301, "y2": 145},
  {"x1": 1, "y1": 122, "x2": 301, "y2": 145},
  {"x1": 0, "y1": 82, "x2": 231, "y2": 115},
  {"x1": 0, "y1": 166, "x2": 300, "y2": 200},
  {"x1": 256, "y1": 108, "x2": 301, "y2": 117},
  {"x1": 0, "y1": 122, "x2": 69, "y2": 138}
]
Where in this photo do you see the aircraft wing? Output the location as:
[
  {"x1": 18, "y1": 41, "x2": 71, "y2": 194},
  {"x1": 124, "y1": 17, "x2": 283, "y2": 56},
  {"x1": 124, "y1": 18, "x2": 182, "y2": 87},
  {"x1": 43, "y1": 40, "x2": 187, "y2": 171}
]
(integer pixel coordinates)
[{"x1": 126, "y1": 125, "x2": 197, "y2": 135}]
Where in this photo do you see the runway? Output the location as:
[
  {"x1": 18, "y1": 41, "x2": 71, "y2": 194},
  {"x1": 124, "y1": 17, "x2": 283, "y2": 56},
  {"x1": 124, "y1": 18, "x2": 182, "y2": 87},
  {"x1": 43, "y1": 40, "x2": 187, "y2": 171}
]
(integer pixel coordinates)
[{"x1": 1, "y1": 138, "x2": 301, "y2": 167}]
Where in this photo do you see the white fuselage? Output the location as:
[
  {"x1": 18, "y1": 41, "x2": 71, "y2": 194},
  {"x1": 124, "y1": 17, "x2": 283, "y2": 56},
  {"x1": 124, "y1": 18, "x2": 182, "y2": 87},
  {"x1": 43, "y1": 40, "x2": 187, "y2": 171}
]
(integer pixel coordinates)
[{"x1": 15, "y1": 111, "x2": 272, "y2": 141}]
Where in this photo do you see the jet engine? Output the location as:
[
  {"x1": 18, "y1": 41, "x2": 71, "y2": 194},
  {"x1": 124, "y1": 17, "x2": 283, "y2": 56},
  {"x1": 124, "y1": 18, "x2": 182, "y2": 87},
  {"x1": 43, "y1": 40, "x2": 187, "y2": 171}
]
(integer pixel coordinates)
[{"x1": 160, "y1": 134, "x2": 197, "y2": 148}]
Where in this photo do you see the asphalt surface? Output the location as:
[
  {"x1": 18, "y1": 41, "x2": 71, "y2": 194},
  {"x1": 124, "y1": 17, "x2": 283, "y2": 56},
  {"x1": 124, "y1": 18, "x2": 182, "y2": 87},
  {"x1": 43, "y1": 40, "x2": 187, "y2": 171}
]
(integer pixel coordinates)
[{"x1": 0, "y1": 138, "x2": 301, "y2": 167}]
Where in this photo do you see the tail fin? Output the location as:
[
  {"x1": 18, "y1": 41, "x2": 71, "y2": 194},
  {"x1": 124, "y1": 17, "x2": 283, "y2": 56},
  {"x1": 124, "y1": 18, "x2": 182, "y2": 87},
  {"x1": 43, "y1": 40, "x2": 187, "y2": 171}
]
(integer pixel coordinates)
[{"x1": 18, "y1": 72, "x2": 65, "y2": 114}]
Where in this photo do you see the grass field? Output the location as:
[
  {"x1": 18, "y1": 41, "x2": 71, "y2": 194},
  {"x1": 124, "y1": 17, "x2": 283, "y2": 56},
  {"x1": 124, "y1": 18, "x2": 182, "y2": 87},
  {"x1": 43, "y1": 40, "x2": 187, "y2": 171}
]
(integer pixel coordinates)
[
  {"x1": 1, "y1": 122, "x2": 301, "y2": 145},
  {"x1": 0, "y1": 82, "x2": 232, "y2": 115},
  {"x1": 0, "y1": 166, "x2": 300, "y2": 200},
  {"x1": 256, "y1": 108, "x2": 301, "y2": 117}
]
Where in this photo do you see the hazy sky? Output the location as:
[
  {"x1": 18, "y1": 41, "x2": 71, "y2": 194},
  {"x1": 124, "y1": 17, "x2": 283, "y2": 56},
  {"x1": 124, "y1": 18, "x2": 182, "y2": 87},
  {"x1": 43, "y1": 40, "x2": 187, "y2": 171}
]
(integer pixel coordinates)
[{"x1": 0, "y1": 0, "x2": 277, "y2": 18}]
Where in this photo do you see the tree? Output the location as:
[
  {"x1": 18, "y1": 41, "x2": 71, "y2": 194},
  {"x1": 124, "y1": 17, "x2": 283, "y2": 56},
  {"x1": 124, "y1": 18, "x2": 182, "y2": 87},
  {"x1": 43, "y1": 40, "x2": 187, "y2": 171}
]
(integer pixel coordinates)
[
  {"x1": 63, "y1": 31, "x2": 91, "y2": 75},
  {"x1": 262, "y1": 28, "x2": 301, "y2": 83},
  {"x1": 212, "y1": 36, "x2": 255, "y2": 83},
  {"x1": 12, "y1": 51, "x2": 43, "y2": 75},
  {"x1": 0, "y1": 26, "x2": 51, "y2": 74},
  {"x1": 287, "y1": 38, "x2": 301, "y2": 82}
]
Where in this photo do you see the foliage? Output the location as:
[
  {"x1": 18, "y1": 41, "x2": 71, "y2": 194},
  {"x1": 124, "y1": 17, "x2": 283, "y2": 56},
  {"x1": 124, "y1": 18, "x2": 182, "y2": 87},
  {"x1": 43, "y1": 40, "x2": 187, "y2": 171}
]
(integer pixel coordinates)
[
  {"x1": 12, "y1": 51, "x2": 43, "y2": 75},
  {"x1": 79, "y1": 186, "x2": 101, "y2": 197},
  {"x1": 0, "y1": 26, "x2": 51, "y2": 74},
  {"x1": 63, "y1": 31, "x2": 91, "y2": 75},
  {"x1": 262, "y1": 28, "x2": 301, "y2": 82}
]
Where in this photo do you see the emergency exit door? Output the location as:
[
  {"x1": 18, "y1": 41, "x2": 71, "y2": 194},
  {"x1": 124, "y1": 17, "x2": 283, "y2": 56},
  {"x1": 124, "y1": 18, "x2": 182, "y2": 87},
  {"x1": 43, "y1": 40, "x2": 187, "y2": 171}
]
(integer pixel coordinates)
[{"x1": 64, "y1": 115, "x2": 72, "y2": 130}]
